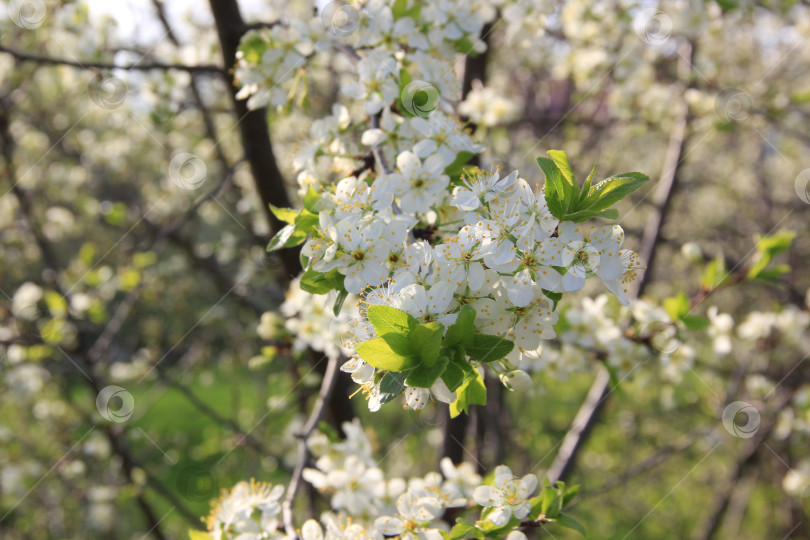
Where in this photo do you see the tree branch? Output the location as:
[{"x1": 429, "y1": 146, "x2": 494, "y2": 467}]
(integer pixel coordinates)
[
  {"x1": 282, "y1": 355, "x2": 340, "y2": 538},
  {"x1": 546, "y1": 39, "x2": 694, "y2": 485},
  {"x1": 0, "y1": 44, "x2": 224, "y2": 75},
  {"x1": 207, "y1": 0, "x2": 301, "y2": 280}
]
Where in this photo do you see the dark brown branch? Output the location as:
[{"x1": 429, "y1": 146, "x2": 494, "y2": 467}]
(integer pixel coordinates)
[
  {"x1": 0, "y1": 44, "x2": 224, "y2": 75},
  {"x1": 207, "y1": 0, "x2": 301, "y2": 279}
]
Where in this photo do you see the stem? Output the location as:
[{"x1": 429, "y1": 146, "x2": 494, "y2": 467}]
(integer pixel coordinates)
[
  {"x1": 282, "y1": 355, "x2": 340, "y2": 538},
  {"x1": 0, "y1": 44, "x2": 223, "y2": 75}
]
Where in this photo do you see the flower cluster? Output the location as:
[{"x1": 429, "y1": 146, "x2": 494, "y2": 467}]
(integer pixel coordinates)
[
  {"x1": 236, "y1": 1, "x2": 650, "y2": 414},
  {"x1": 202, "y1": 420, "x2": 577, "y2": 540}
]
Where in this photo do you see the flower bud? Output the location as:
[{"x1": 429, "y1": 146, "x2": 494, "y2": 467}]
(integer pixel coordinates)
[
  {"x1": 680, "y1": 242, "x2": 702, "y2": 264},
  {"x1": 257, "y1": 312, "x2": 283, "y2": 340},
  {"x1": 500, "y1": 370, "x2": 533, "y2": 391}
]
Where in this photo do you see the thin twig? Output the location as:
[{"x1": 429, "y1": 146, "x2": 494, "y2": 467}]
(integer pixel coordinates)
[
  {"x1": 546, "y1": 39, "x2": 694, "y2": 486},
  {"x1": 282, "y1": 355, "x2": 340, "y2": 538},
  {"x1": 0, "y1": 44, "x2": 224, "y2": 75}
]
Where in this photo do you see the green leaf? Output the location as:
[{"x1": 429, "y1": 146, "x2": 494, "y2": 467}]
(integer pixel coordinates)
[
  {"x1": 441, "y1": 349, "x2": 468, "y2": 392},
  {"x1": 751, "y1": 264, "x2": 791, "y2": 281},
  {"x1": 379, "y1": 371, "x2": 409, "y2": 404},
  {"x1": 748, "y1": 230, "x2": 794, "y2": 280},
  {"x1": 701, "y1": 255, "x2": 727, "y2": 289},
  {"x1": 541, "y1": 485, "x2": 563, "y2": 518},
  {"x1": 756, "y1": 230, "x2": 795, "y2": 256},
  {"x1": 578, "y1": 164, "x2": 597, "y2": 204},
  {"x1": 392, "y1": 0, "x2": 409, "y2": 19},
  {"x1": 449, "y1": 520, "x2": 485, "y2": 540},
  {"x1": 542, "y1": 289, "x2": 563, "y2": 310},
  {"x1": 414, "y1": 322, "x2": 445, "y2": 366},
  {"x1": 269, "y1": 204, "x2": 297, "y2": 225},
  {"x1": 453, "y1": 37, "x2": 479, "y2": 57},
  {"x1": 663, "y1": 293, "x2": 690, "y2": 321},
  {"x1": 466, "y1": 334, "x2": 514, "y2": 363},
  {"x1": 554, "y1": 514, "x2": 586, "y2": 536},
  {"x1": 406, "y1": 355, "x2": 448, "y2": 388},
  {"x1": 293, "y1": 208, "x2": 319, "y2": 231},
  {"x1": 562, "y1": 484, "x2": 580, "y2": 508},
  {"x1": 682, "y1": 314, "x2": 709, "y2": 330},
  {"x1": 267, "y1": 224, "x2": 299, "y2": 252},
  {"x1": 537, "y1": 157, "x2": 568, "y2": 219},
  {"x1": 356, "y1": 334, "x2": 421, "y2": 372},
  {"x1": 449, "y1": 369, "x2": 486, "y2": 417},
  {"x1": 562, "y1": 208, "x2": 618, "y2": 223},
  {"x1": 547, "y1": 149, "x2": 576, "y2": 186},
  {"x1": 445, "y1": 305, "x2": 476, "y2": 348},
  {"x1": 583, "y1": 172, "x2": 649, "y2": 212},
  {"x1": 474, "y1": 516, "x2": 521, "y2": 537},
  {"x1": 303, "y1": 187, "x2": 320, "y2": 213},
  {"x1": 333, "y1": 290, "x2": 349, "y2": 316},
  {"x1": 299, "y1": 268, "x2": 344, "y2": 294},
  {"x1": 189, "y1": 531, "x2": 214, "y2": 540},
  {"x1": 444, "y1": 151, "x2": 475, "y2": 177},
  {"x1": 367, "y1": 305, "x2": 418, "y2": 337}
]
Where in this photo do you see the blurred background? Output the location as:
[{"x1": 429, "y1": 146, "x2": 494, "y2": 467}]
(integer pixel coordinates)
[{"x1": 0, "y1": 0, "x2": 808, "y2": 538}]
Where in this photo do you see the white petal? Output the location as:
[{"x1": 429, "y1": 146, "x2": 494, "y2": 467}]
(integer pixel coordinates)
[
  {"x1": 473, "y1": 485, "x2": 504, "y2": 507},
  {"x1": 488, "y1": 506, "x2": 512, "y2": 527}
]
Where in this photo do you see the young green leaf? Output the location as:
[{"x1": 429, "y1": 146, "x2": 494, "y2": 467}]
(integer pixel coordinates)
[
  {"x1": 303, "y1": 187, "x2": 320, "y2": 213},
  {"x1": 561, "y1": 208, "x2": 618, "y2": 223},
  {"x1": 755, "y1": 230, "x2": 795, "y2": 257},
  {"x1": 269, "y1": 204, "x2": 297, "y2": 225},
  {"x1": 406, "y1": 355, "x2": 449, "y2": 388},
  {"x1": 449, "y1": 369, "x2": 487, "y2": 417},
  {"x1": 366, "y1": 305, "x2": 418, "y2": 336},
  {"x1": 379, "y1": 371, "x2": 409, "y2": 404},
  {"x1": 267, "y1": 224, "x2": 299, "y2": 252},
  {"x1": 333, "y1": 290, "x2": 349, "y2": 316},
  {"x1": 561, "y1": 484, "x2": 581, "y2": 507},
  {"x1": 449, "y1": 520, "x2": 485, "y2": 540},
  {"x1": 537, "y1": 156, "x2": 568, "y2": 219},
  {"x1": 441, "y1": 348, "x2": 469, "y2": 392},
  {"x1": 414, "y1": 321, "x2": 445, "y2": 366},
  {"x1": 445, "y1": 305, "x2": 476, "y2": 348},
  {"x1": 466, "y1": 333, "x2": 514, "y2": 363},
  {"x1": 189, "y1": 530, "x2": 214, "y2": 540},
  {"x1": 355, "y1": 334, "x2": 421, "y2": 372},
  {"x1": 663, "y1": 292, "x2": 690, "y2": 321},
  {"x1": 582, "y1": 172, "x2": 649, "y2": 212},
  {"x1": 554, "y1": 514, "x2": 586, "y2": 536},
  {"x1": 578, "y1": 163, "x2": 598, "y2": 204},
  {"x1": 299, "y1": 268, "x2": 344, "y2": 294},
  {"x1": 701, "y1": 255, "x2": 727, "y2": 289},
  {"x1": 547, "y1": 149, "x2": 576, "y2": 186}
]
